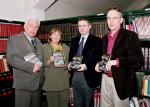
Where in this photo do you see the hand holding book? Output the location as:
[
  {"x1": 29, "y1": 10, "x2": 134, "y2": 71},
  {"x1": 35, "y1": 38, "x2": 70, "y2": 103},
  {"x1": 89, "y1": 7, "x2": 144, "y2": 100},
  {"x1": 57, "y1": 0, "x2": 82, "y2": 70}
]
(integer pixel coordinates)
[
  {"x1": 47, "y1": 56, "x2": 54, "y2": 64},
  {"x1": 24, "y1": 52, "x2": 43, "y2": 66},
  {"x1": 70, "y1": 56, "x2": 83, "y2": 70},
  {"x1": 98, "y1": 55, "x2": 111, "y2": 73},
  {"x1": 53, "y1": 51, "x2": 65, "y2": 68}
]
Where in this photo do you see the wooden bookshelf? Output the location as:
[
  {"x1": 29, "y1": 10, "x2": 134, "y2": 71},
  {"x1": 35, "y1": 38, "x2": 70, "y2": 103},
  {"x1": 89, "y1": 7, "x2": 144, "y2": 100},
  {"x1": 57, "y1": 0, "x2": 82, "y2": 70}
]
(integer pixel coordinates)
[{"x1": 0, "y1": 19, "x2": 23, "y2": 107}]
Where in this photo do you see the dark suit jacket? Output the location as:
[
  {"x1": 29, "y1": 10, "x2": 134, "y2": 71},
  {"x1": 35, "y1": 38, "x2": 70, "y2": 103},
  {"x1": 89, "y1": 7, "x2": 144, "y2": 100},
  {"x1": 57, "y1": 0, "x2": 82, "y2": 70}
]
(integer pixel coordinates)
[
  {"x1": 7, "y1": 32, "x2": 44, "y2": 91},
  {"x1": 69, "y1": 34, "x2": 103, "y2": 88},
  {"x1": 103, "y1": 27, "x2": 144, "y2": 100}
]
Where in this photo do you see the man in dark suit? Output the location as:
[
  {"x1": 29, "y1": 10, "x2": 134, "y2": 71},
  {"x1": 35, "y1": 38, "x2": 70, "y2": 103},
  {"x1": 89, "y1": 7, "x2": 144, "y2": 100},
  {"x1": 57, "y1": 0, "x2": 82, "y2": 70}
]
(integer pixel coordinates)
[
  {"x1": 68, "y1": 19, "x2": 103, "y2": 107},
  {"x1": 7, "y1": 18, "x2": 44, "y2": 107},
  {"x1": 95, "y1": 7, "x2": 144, "y2": 107}
]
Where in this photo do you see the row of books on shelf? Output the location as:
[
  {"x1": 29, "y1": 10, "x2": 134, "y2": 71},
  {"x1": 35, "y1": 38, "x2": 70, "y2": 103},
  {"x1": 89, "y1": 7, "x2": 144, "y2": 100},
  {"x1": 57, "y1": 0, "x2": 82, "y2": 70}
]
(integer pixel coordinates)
[
  {"x1": 130, "y1": 97, "x2": 150, "y2": 107},
  {"x1": 70, "y1": 22, "x2": 108, "y2": 39},
  {"x1": 0, "y1": 23, "x2": 23, "y2": 37},
  {"x1": 92, "y1": 21, "x2": 108, "y2": 38},
  {"x1": 126, "y1": 16, "x2": 150, "y2": 39},
  {"x1": 0, "y1": 88, "x2": 14, "y2": 97},
  {"x1": 141, "y1": 75, "x2": 150, "y2": 97},
  {"x1": 37, "y1": 34, "x2": 49, "y2": 40},
  {"x1": 37, "y1": 33, "x2": 72, "y2": 42},
  {"x1": 38, "y1": 17, "x2": 150, "y2": 41},
  {"x1": 0, "y1": 56, "x2": 10, "y2": 72},
  {"x1": 136, "y1": 72, "x2": 150, "y2": 97},
  {"x1": 69, "y1": 87, "x2": 101, "y2": 107},
  {"x1": 0, "y1": 72, "x2": 13, "y2": 91},
  {"x1": 0, "y1": 88, "x2": 14, "y2": 106},
  {"x1": 39, "y1": 23, "x2": 72, "y2": 34},
  {"x1": 0, "y1": 39, "x2": 8, "y2": 53},
  {"x1": 141, "y1": 47, "x2": 150, "y2": 70}
]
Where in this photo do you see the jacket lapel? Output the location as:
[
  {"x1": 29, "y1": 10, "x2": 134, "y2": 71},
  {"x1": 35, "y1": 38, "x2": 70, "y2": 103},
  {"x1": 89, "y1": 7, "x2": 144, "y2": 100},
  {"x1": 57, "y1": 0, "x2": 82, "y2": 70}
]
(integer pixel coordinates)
[
  {"x1": 82, "y1": 35, "x2": 92, "y2": 54},
  {"x1": 111, "y1": 28, "x2": 123, "y2": 53},
  {"x1": 103, "y1": 35, "x2": 108, "y2": 55},
  {"x1": 74, "y1": 37, "x2": 80, "y2": 55},
  {"x1": 21, "y1": 32, "x2": 37, "y2": 52}
]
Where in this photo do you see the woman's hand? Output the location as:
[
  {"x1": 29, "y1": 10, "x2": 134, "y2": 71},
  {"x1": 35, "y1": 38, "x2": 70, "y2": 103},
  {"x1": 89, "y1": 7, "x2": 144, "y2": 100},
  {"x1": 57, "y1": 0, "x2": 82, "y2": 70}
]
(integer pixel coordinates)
[{"x1": 47, "y1": 56, "x2": 54, "y2": 64}]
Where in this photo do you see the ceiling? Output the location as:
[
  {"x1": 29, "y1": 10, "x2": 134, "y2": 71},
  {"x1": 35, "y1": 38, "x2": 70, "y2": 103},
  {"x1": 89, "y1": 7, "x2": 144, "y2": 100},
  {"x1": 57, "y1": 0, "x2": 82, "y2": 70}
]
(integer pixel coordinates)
[{"x1": 44, "y1": 0, "x2": 150, "y2": 20}]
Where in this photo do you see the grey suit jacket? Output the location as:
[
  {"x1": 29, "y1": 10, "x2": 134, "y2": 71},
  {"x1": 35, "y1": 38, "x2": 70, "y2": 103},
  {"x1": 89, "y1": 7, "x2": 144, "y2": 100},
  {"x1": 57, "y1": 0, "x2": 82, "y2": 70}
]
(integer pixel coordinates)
[{"x1": 6, "y1": 32, "x2": 44, "y2": 91}]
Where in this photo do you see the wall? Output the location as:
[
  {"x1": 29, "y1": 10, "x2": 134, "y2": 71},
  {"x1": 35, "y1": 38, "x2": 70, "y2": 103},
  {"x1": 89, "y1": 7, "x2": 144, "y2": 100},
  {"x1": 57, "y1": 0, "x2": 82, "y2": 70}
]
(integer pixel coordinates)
[
  {"x1": 0, "y1": 0, "x2": 24, "y2": 21},
  {"x1": 0, "y1": 0, "x2": 149, "y2": 21},
  {"x1": 45, "y1": 0, "x2": 150, "y2": 20},
  {"x1": 0, "y1": 0, "x2": 45, "y2": 21},
  {"x1": 45, "y1": 1, "x2": 92, "y2": 20}
]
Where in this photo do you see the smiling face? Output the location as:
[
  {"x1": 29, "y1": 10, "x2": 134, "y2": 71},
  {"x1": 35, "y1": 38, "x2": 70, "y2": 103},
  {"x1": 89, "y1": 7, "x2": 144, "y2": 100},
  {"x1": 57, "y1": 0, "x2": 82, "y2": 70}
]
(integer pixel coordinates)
[
  {"x1": 50, "y1": 31, "x2": 61, "y2": 44},
  {"x1": 107, "y1": 9, "x2": 123, "y2": 32},
  {"x1": 24, "y1": 19, "x2": 40, "y2": 37},
  {"x1": 78, "y1": 20, "x2": 91, "y2": 35}
]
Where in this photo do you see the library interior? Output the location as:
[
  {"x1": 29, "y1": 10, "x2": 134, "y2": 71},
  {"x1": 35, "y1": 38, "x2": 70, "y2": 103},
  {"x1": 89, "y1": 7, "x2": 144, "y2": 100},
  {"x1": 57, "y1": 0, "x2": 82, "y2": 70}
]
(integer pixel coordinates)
[{"x1": 0, "y1": 0, "x2": 150, "y2": 107}]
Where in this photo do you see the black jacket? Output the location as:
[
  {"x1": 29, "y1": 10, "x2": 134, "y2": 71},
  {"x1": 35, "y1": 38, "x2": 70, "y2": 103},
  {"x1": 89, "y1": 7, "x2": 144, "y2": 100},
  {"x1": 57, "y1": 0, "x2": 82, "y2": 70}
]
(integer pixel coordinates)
[
  {"x1": 103, "y1": 27, "x2": 144, "y2": 100},
  {"x1": 69, "y1": 34, "x2": 103, "y2": 88}
]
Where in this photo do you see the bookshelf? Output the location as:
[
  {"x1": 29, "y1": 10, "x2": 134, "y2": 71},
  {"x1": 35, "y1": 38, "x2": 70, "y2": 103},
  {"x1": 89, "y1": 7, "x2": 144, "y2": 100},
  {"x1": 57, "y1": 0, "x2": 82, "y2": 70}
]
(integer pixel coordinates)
[
  {"x1": 37, "y1": 8, "x2": 150, "y2": 106},
  {"x1": 123, "y1": 9, "x2": 150, "y2": 106},
  {"x1": 38, "y1": 13, "x2": 108, "y2": 45},
  {"x1": 0, "y1": 20, "x2": 23, "y2": 107}
]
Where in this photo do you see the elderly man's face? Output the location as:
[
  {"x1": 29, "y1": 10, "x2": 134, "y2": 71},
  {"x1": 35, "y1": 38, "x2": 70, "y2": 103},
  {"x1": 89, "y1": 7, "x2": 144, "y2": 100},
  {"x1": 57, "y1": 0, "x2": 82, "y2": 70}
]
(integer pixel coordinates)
[{"x1": 24, "y1": 20, "x2": 39, "y2": 37}]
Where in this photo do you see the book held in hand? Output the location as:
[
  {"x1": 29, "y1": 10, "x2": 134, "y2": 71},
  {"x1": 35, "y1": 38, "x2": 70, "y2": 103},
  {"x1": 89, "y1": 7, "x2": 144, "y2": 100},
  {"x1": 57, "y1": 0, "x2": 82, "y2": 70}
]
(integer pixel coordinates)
[
  {"x1": 53, "y1": 51, "x2": 65, "y2": 67},
  {"x1": 70, "y1": 56, "x2": 83, "y2": 69},
  {"x1": 24, "y1": 52, "x2": 43, "y2": 65},
  {"x1": 98, "y1": 54, "x2": 111, "y2": 73}
]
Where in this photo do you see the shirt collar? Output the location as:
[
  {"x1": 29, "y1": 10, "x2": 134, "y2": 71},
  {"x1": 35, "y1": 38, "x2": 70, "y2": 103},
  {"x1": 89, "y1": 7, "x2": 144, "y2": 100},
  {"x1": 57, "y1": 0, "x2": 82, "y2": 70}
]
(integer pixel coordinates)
[
  {"x1": 79, "y1": 34, "x2": 89, "y2": 47},
  {"x1": 80, "y1": 34, "x2": 88, "y2": 42},
  {"x1": 24, "y1": 32, "x2": 34, "y2": 42},
  {"x1": 108, "y1": 27, "x2": 120, "y2": 39}
]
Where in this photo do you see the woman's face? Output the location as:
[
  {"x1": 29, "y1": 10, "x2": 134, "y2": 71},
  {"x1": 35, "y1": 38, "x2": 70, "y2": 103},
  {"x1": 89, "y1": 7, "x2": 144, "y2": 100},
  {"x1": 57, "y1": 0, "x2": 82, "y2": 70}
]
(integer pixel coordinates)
[{"x1": 50, "y1": 31, "x2": 61, "y2": 44}]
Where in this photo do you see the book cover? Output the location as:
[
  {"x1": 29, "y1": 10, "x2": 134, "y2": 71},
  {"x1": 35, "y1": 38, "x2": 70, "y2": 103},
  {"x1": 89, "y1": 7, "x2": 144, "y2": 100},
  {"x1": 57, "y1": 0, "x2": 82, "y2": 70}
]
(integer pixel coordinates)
[{"x1": 53, "y1": 51, "x2": 65, "y2": 67}]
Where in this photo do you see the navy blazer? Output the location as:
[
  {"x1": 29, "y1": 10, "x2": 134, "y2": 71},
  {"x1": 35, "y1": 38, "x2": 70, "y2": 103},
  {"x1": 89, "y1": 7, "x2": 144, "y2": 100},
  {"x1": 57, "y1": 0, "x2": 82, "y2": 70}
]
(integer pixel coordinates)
[
  {"x1": 103, "y1": 27, "x2": 144, "y2": 100},
  {"x1": 69, "y1": 34, "x2": 103, "y2": 88}
]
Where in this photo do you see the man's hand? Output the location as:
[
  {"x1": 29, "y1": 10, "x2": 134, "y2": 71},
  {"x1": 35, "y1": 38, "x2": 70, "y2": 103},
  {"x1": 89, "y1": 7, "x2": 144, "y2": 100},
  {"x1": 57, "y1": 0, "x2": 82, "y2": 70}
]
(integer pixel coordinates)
[
  {"x1": 67, "y1": 62, "x2": 72, "y2": 71},
  {"x1": 106, "y1": 60, "x2": 117, "y2": 71},
  {"x1": 77, "y1": 64, "x2": 87, "y2": 71},
  {"x1": 33, "y1": 64, "x2": 42, "y2": 73},
  {"x1": 95, "y1": 62, "x2": 101, "y2": 72}
]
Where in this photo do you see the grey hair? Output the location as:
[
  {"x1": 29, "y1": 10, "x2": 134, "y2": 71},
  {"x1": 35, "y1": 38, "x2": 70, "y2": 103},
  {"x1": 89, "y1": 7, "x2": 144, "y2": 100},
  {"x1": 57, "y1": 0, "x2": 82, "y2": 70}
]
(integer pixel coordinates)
[{"x1": 24, "y1": 18, "x2": 40, "y2": 26}]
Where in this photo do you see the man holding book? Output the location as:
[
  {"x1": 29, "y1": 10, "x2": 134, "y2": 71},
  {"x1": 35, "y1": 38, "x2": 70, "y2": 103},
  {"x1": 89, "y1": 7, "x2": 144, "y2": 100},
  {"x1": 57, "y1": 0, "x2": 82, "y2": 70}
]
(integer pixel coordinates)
[
  {"x1": 68, "y1": 19, "x2": 103, "y2": 107},
  {"x1": 6, "y1": 18, "x2": 44, "y2": 107},
  {"x1": 95, "y1": 7, "x2": 144, "y2": 107}
]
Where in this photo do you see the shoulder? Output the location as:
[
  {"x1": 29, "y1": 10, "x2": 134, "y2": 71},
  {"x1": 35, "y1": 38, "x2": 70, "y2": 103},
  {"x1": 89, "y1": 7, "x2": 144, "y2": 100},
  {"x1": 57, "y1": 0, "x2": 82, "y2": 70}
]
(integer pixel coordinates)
[
  {"x1": 42, "y1": 43, "x2": 49, "y2": 48},
  {"x1": 121, "y1": 28, "x2": 138, "y2": 39},
  {"x1": 8, "y1": 33, "x2": 21, "y2": 41},
  {"x1": 72, "y1": 36, "x2": 80, "y2": 41},
  {"x1": 35, "y1": 37, "x2": 41, "y2": 43},
  {"x1": 62, "y1": 43, "x2": 69, "y2": 48},
  {"x1": 89, "y1": 34, "x2": 102, "y2": 42},
  {"x1": 70, "y1": 36, "x2": 80, "y2": 45},
  {"x1": 61, "y1": 43, "x2": 69, "y2": 51}
]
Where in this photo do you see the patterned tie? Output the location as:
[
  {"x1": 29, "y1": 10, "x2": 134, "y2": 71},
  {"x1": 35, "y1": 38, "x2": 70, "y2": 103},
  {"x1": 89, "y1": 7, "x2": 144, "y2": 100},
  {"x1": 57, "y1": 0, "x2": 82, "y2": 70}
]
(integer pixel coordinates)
[{"x1": 76, "y1": 37, "x2": 85, "y2": 56}]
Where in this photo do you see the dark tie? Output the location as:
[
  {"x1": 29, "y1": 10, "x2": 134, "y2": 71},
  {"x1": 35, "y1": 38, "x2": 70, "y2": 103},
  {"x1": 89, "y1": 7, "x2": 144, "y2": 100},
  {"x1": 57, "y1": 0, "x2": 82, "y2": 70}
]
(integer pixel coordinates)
[
  {"x1": 31, "y1": 39, "x2": 35, "y2": 45},
  {"x1": 76, "y1": 37, "x2": 84, "y2": 56},
  {"x1": 31, "y1": 39, "x2": 36, "y2": 49}
]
